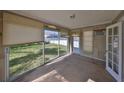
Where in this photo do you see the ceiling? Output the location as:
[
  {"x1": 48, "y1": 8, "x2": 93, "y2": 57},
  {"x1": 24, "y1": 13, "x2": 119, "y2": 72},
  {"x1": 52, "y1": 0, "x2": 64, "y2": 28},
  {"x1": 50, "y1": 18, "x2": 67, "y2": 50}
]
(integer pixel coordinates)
[{"x1": 10, "y1": 10, "x2": 121, "y2": 29}]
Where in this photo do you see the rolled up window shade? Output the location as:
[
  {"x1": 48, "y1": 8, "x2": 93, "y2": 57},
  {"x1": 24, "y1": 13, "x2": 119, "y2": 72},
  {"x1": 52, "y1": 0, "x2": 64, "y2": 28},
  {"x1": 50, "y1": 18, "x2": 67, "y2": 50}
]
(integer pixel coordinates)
[{"x1": 3, "y1": 13, "x2": 44, "y2": 45}]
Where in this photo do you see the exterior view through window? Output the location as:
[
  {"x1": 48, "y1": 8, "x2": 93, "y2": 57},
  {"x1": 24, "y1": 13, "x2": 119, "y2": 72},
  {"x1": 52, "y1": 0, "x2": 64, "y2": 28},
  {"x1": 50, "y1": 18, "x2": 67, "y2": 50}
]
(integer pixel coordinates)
[
  {"x1": 44, "y1": 29, "x2": 68, "y2": 62},
  {"x1": 9, "y1": 42, "x2": 44, "y2": 80},
  {"x1": 73, "y1": 36, "x2": 80, "y2": 54},
  {"x1": 59, "y1": 32, "x2": 68, "y2": 56},
  {"x1": 8, "y1": 29, "x2": 69, "y2": 80},
  {"x1": 44, "y1": 30, "x2": 59, "y2": 62}
]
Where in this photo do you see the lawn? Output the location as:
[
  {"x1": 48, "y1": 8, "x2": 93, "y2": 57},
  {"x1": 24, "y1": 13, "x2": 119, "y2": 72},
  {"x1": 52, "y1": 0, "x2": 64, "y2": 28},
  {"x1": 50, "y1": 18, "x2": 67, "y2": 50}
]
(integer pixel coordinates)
[{"x1": 9, "y1": 42, "x2": 67, "y2": 79}]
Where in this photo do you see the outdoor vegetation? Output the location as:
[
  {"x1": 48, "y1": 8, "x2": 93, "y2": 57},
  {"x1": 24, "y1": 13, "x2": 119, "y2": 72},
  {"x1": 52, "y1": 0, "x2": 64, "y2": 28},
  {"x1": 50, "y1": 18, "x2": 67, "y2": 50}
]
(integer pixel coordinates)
[{"x1": 9, "y1": 42, "x2": 67, "y2": 79}]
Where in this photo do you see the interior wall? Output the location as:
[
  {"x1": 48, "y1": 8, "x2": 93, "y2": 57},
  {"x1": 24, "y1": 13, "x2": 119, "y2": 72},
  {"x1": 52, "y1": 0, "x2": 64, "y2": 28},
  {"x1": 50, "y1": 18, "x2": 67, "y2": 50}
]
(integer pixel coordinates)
[
  {"x1": 71, "y1": 24, "x2": 108, "y2": 61},
  {"x1": 74, "y1": 29, "x2": 106, "y2": 61}
]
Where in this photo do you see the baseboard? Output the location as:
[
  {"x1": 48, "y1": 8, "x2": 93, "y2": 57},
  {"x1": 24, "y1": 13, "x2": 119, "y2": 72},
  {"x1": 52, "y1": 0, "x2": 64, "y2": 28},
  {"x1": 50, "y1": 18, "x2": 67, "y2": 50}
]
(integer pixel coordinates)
[
  {"x1": 77, "y1": 53, "x2": 105, "y2": 62},
  {"x1": 83, "y1": 55, "x2": 105, "y2": 62}
]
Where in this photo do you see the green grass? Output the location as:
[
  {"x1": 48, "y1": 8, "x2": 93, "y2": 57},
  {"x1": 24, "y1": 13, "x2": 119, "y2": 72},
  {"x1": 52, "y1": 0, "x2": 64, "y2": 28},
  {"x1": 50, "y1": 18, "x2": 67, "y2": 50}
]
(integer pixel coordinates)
[{"x1": 9, "y1": 42, "x2": 67, "y2": 79}]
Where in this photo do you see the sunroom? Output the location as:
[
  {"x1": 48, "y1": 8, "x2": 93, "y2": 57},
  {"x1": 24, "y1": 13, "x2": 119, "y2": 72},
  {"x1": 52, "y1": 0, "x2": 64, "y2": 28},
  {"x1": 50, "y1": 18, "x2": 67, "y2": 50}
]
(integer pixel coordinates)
[{"x1": 0, "y1": 10, "x2": 124, "y2": 82}]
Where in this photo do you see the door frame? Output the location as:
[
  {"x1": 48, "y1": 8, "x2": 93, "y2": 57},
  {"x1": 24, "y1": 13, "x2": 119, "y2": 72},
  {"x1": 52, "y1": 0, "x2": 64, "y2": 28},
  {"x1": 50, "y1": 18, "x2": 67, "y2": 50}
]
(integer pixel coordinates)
[
  {"x1": 72, "y1": 36, "x2": 80, "y2": 54},
  {"x1": 106, "y1": 22, "x2": 122, "y2": 82}
]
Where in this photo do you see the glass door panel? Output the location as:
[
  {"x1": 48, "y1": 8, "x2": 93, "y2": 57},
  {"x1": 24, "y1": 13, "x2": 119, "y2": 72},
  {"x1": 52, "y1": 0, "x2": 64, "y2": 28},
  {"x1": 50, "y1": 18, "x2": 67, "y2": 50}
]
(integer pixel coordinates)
[
  {"x1": 106, "y1": 22, "x2": 122, "y2": 81},
  {"x1": 59, "y1": 32, "x2": 68, "y2": 56},
  {"x1": 113, "y1": 36, "x2": 119, "y2": 54},
  {"x1": 108, "y1": 37, "x2": 112, "y2": 44},
  {"x1": 108, "y1": 28, "x2": 112, "y2": 35},
  {"x1": 108, "y1": 59, "x2": 112, "y2": 69},
  {"x1": 108, "y1": 45, "x2": 112, "y2": 51},
  {"x1": 113, "y1": 27, "x2": 119, "y2": 35},
  {"x1": 108, "y1": 52, "x2": 112, "y2": 60},
  {"x1": 44, "y1": 30, "x2": 59, "y2": 63},
  {"x1": 113, "y1": 54, "x2": 119, "y2": 65},
  {"x1": 113, "y1": 64, "x2": 119, "y2": 74}
]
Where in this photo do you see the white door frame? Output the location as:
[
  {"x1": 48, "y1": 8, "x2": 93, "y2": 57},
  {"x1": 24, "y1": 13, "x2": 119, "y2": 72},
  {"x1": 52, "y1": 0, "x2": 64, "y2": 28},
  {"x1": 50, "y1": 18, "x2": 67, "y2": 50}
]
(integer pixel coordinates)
[{"x1": 106, "y1": 22, "x2": 122, "y2": 82}]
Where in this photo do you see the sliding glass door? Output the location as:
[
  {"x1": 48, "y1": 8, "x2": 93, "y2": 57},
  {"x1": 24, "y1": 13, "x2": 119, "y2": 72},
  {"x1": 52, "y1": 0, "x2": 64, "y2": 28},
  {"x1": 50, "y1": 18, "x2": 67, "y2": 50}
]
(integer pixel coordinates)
[
  {"x1": 7, "y1": 29, "x2": 69, "y2": 81},
  {"x1": 44, "y1": 30, "x2": 59, "y2": 62},
  {"x1": 44, "y1": 29, "x2": 69, "y2": 62},
  {"x1": 59, "y1": 32, "x2": 68, "y2": 56}
]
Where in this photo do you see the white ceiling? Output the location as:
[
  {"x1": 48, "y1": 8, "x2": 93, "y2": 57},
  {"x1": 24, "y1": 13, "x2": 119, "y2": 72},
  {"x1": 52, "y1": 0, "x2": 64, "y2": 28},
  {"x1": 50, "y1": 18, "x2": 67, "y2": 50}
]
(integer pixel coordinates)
[{"x1": 10, "y1": 10, "x2": 121, "y2": 29}]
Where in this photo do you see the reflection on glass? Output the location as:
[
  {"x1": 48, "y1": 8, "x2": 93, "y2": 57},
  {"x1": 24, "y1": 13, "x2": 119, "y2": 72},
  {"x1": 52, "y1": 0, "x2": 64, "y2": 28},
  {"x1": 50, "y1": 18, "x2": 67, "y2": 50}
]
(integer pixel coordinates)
[
  {"x1": 108, "y1": 52, "x2": 112, "y2": 60},
  {"x1": 108, "y1": 37, "x2": 112, "y2": 44},
  {"x1": 113, "y1": 64, "x2": 118, "y2": 74},
  {"x1": 113, "y1": 36, "x2": 119, "y2": 54},
  {"x1": 113, "y1": 54, "x2": 119, "y2": 65},
  {"x1": 108, "y1": 60, "x2": 112, "y2": 69},
  {"x1": 108, "y1": 45, "x2": 112, "y2": 51},
  {"x1": 113, "y1": 47, "x2": 119, "y2": 54}
]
